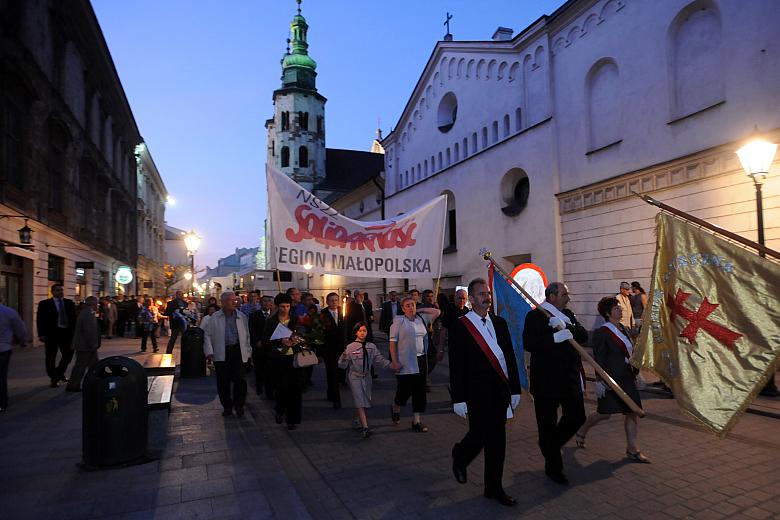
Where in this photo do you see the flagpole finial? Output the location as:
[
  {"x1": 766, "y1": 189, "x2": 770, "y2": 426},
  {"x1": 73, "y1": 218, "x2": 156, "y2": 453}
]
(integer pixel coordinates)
[{"x1": 479, "y1": 248, "x2": 492, "y2": 261}]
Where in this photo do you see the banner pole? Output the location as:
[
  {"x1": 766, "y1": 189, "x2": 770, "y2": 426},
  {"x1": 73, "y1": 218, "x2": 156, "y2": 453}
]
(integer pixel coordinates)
[
  {"x1": 481, "y1": 249, "x2": 645, "y2": 417},
  {"x1": 433, "y1": 277, "x2": 441, "y2": 301},
  {"x1": 276, "y1": 269, "x2": 282, "y2": 293},
  {"x1": 632, "y1": 191, "x2": 780, "y2": 261}
]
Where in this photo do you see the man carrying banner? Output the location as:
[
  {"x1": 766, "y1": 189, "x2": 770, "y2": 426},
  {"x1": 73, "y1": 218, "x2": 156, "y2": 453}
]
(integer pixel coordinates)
[
  {"x1": 450, "y1": 278, "x2": 522, "y2": 507},
  {"x1": 522, "y1": 282, "x2": 588, "y2": 485}
]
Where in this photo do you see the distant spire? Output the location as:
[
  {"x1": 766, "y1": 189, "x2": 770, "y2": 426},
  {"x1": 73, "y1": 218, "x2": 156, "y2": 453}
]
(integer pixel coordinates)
[
  {"x1": 376, "y1": 117, "x2": 382, "y2": 140},
  {"x1": 297, "y1": 0, "x2": 302, "y2": 14}
]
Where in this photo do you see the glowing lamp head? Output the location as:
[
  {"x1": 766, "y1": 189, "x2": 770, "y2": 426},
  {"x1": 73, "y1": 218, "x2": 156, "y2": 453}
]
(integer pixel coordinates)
[
  {"x1": 183, "y1": 231, "x2": 201, "y2": 254},
  {"x1": 737, "y1": 136, "x2": 777, "y2": 182}
]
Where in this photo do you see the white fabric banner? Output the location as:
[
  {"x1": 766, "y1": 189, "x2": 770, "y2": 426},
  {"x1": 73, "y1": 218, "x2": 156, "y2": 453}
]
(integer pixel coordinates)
[{"x1": 266, "y1": 166, "x2": 446, "y2": 279}]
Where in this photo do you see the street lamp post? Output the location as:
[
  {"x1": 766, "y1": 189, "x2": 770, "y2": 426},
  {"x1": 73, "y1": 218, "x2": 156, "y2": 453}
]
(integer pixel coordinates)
[
  {"x1": 183, "y1": 231, "x2": 201, "y2": 297},
  {"x1": 736, "y1": 131, "x2": 778, "y2": 396}
]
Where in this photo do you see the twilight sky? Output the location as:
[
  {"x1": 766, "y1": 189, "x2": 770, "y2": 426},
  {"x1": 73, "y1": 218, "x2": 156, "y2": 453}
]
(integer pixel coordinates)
[{"x1": 92, "y1": 0, "x2": 565, "y2": 269}]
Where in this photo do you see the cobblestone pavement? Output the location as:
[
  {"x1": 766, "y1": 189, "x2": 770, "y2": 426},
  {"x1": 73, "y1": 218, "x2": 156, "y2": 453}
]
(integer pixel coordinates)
[{"x1": 0, "y1": 333, "x2": 778, "y2": 519}]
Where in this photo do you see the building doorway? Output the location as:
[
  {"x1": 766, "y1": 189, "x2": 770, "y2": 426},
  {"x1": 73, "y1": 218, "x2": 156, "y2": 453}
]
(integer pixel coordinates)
[{"x1": 0, "y1": 252, "x2": 24, "y2": 313}]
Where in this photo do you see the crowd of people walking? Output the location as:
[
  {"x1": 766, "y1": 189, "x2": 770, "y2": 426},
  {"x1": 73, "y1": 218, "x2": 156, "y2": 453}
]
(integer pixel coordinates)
[{"x1": 0, "y1": 278, "x2": 655, "y2": 508}]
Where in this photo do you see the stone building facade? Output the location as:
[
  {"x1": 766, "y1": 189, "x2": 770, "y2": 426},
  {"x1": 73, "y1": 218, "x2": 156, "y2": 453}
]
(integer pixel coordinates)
[
  {"x1": 0, "y1": 0, "x2": 145, "y2": 340},
  {"x1": 135, "y1": 142, "x2": 167, "y2": 296},
  {"x1": 379, "y1": 0, "x2": 780, "y2": 327}
]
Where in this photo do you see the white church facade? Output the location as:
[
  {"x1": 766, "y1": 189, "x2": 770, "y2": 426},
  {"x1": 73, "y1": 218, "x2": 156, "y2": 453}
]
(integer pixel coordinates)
[{"x1": 377, "y1": 0, "x2": 780, "y2": 327}]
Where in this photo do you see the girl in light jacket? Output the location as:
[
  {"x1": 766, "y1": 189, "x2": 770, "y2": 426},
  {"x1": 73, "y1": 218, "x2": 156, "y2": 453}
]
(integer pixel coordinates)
[{"x1": 339, "y1": 322, "x2": 394, "y2": 438}]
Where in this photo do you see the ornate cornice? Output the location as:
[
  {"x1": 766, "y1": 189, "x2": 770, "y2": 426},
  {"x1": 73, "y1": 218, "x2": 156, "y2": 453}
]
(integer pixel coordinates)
[{"x1": 557, "y1": 145, "x2": 745, "y2": 214}]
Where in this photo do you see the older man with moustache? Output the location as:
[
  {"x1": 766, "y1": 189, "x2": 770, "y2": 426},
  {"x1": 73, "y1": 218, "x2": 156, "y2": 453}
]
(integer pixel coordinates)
[{"x1": 450, "y1": 278, "x2": 522, "y2": 507}]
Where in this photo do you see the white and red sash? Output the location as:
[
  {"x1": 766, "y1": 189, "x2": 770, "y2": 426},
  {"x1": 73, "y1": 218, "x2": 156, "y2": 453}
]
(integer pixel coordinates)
[
  {"x1": 460, "y1": 315, "x2": 509, "y2": 386},
  {"x1": 603, "y1": 322, "x2": 633, "y2": 362}
]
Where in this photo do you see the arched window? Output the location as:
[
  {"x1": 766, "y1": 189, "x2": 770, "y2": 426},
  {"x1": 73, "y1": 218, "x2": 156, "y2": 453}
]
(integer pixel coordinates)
[
  {"x1": 424, "y1": 160, "x2": 428, "y2": 177},
  {"x1": 481, "y1": 127, "x2": 488, "y2": 148},
  {"x1": 515, "y1": 108, "x2": 522, "y2": 131},
  {"x1": 462, "y1": 138, "x2": 468, "y2": 158},
  {"x1": 446, "y1": 148, "x2": 451, "y2": 166},
  {"x1": 298, "y1": 146, "x2": 308, "y2": 167},
  {"x1": 472, "y1": 132, "x2": 478, "y2": 152},
  {"x1": 417, "y1": 163, "x2": 421, "y2": 180},
  {"x1": 503, "y1": 114, "x2": 510, "y2": 137},
  {"x1": 281, "y1": 111, "x2": 290, "y2": 131},
  {"x1": 491, "y1": 121, "x2": 499, "y2": 143},
  {"x1": 668, "y1": 1, "x2": 724, "y2": 118},
  {"x1": 454, "y1": 142, "x2": 459, "y2": 162},
  {"x1": 587, "y1": 58, "x2": 622, "y2": 150},
  {"x1": 500, "y1": 168, "x2": 530, "y2": 217},
  {"x1": 281, "y1": 146, "x2": 290, "y2": 167}
]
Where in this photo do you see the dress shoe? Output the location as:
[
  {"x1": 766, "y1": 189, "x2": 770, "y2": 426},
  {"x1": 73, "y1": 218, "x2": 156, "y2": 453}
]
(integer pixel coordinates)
[
  {"x1": 50, "y1": 380, "x2": 59, "y2": 388},
  {"x1": 221, "y1": 409, "x2": 233, "y2": 417},
  {"x1": 546, "y1": 472, "x2": 569, "y2": 485},
  {"x1": 452, "y1": 462, "x2": 467, "y2": 484},
  {"x1": 484, "y1": 491, "x2": 516, "y2": 507},
  {"x1": 235, "y1": 407, "x2": 245, "y2": 418}
]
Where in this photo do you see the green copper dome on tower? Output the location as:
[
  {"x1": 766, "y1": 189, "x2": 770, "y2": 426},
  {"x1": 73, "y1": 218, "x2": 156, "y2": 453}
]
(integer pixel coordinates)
[{"x1": 282, "y1": 0, "x2": 317, "y2": 71}]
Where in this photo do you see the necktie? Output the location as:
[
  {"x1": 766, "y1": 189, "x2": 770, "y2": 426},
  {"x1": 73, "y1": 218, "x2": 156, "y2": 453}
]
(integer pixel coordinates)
[
  {"x1": 361, "y1": 342, "x2": 369, "y2": 372},
  {"x1": 57, "y1": 299, "x2": 67, "y2": 328}
]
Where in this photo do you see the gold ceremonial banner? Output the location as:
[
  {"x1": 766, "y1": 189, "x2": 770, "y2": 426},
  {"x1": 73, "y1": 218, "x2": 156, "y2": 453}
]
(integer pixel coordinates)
[{"x1": 633, "y1": 213, "x2": 780, "y2": 436}]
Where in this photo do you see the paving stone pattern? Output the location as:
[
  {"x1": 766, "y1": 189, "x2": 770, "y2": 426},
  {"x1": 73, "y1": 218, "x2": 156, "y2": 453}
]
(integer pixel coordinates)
[{"x1": 0, "y1": 334, "x2": 778, "y2": 519}]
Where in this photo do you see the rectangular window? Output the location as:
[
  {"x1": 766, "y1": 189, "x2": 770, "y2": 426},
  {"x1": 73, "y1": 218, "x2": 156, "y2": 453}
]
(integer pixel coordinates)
[
  {"x1": 1, "y1": 102, "x2": 23, "y2": 188},
  {"x1": 48, "y1": 254, "x2": 64, "y2": 282},
  {"x1": 50, "y1": 170, "x2": 63, "y2": 212}
]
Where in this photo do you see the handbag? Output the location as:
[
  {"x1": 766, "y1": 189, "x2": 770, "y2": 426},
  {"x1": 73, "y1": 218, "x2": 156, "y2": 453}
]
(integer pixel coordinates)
[{"x1": 293, "y1": 348, "x2": 318, "y2": 368}]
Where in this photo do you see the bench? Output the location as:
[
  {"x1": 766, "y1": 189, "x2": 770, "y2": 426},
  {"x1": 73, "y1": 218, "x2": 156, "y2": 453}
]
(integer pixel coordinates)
[
  {"x1": 142, "y1": 353, "x2": 175, "y2": 410},
  {"x1": 142, "y1": 353, "x2": 175, "y2": 376},
  {"x1": 147, "y1": 375, "x2": 174, "y2": 410}
]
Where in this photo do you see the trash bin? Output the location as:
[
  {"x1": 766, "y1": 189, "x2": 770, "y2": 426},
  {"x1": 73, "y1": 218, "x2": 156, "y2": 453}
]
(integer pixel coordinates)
[
  {"x1": 181, "y1": 326, "x2": 206, "y2": 378},
  {"x1": 83, "y1": 356, "x2": 148, "y2": 467}
]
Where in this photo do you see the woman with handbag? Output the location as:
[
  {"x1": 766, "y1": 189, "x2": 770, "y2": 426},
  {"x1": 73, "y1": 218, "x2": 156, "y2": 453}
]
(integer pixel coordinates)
[
  {"x1": 389, "y1": 297, "x2": 439, "y2": 432},
  {"x1": 575, "y1": 296, "x2": 650, "y2": 463},
  {"x1": 263, "y1": 293, "x2": 304, "y2": 430}
]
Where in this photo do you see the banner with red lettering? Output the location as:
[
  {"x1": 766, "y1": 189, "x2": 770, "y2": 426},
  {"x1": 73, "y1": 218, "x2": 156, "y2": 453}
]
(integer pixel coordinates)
[{"x1": 266, "y1": 166, "x2": 446, "y2": 279}]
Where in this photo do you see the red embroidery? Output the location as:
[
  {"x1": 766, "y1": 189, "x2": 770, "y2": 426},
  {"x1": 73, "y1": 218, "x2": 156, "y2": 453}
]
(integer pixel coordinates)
[{"x1": 665, "y1": 288, "x2": 742, "y2": 350}]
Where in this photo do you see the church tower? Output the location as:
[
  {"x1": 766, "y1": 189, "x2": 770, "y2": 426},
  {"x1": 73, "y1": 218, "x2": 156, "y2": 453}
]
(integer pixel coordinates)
[{"x1": 266, "y1": 0, "x2": 326, "y2": 191}]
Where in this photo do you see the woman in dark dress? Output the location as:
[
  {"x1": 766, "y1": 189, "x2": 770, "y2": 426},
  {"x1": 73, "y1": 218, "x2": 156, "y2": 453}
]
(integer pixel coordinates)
[
  {"x1": 263, "y1": 293, "x2": 302, "y2": 430},
  {"x1": 575, "y1": 296, "x2": 650, "y2": 463}
]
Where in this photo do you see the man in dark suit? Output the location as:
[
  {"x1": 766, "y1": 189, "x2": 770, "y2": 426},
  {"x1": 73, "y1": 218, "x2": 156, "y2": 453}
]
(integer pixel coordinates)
[
  {"x1": 165, "y1": 291, "x2": 187, "y2": 354},
  {"x1": 320, "y1": 292, "x2": 345, "y2": 409},
  {"x1": 450, "y1": 278, "x2": 522, "y2": 507},
  {"x1": 248, "y1": 299, "x2": 272, "y2": 397},
  {"x1": 522, "y1": 282, "x2": 588, "y2": 485},
  {"x1": 379, "y1": 291, "x2": 402, "y2": 334},
  {"x1": 36, "y1": 283, "x2": 76, "y2": 388}
]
